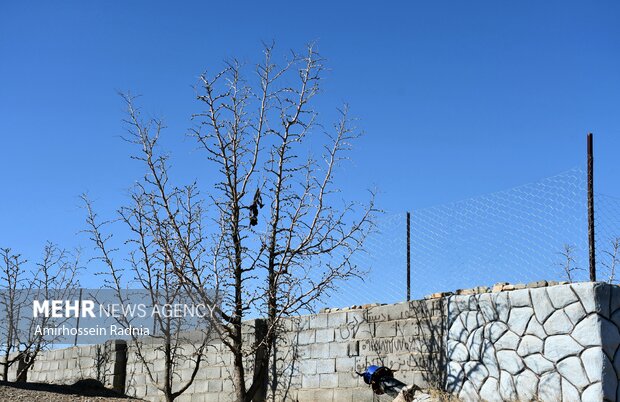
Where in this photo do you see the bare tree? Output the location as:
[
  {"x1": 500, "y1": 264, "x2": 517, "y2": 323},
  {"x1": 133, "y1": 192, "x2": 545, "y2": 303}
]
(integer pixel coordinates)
[
  {"x1": 0, "y1": 248, "x2": 25, "y2": 381},
  {"x1": 0, "y1": 243, "x2": 80, "y2": 381},
  {"x1": 558, "y1": 244, "x2": 583, "y2": 283},
  {"x1": 189, "y1": 43, "x2": 375, "y2": 400},
  {"x1": 603, "y1": 237, "x2": 620, "y2": 284},
  {"x1": 86, "y1": 43, "x2": 374, "y2": 402},
  {"x1": 83, "y1": 181, "x2": 212, "y2": 401}
]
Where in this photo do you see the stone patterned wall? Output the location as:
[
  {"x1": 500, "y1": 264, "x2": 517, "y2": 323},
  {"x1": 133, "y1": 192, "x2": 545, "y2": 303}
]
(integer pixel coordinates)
[{"x1": 445, "y1": 282, "x2": 618, "y2": 401}]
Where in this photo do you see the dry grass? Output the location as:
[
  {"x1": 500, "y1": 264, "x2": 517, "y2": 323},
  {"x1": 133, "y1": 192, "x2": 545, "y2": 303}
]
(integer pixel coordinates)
[{"x1": 426, "y1": 388, "x2": 460, "y2": 401}]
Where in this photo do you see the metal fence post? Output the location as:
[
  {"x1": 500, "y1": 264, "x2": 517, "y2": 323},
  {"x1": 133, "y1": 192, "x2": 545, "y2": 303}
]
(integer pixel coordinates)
[
  {"x1": 407, "y1": 211, "x2": 411, "y2": 301},
  {"x1": 588, "y1": 133, "x2": 596, "y2": 281}
]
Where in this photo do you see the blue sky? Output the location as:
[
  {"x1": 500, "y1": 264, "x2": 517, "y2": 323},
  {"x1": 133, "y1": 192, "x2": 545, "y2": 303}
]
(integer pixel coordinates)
[{"x1": 1, "y1": 1, "x2": 619, "y2": 291}]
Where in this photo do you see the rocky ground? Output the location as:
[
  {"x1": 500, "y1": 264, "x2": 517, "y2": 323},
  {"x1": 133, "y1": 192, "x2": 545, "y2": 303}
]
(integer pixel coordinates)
[
  {"x1": 388, "y1": 386, "x2": 456, "y2": 402},
  {"x1": 0, "y1": 380, "x2": 140, "y2": 401}
]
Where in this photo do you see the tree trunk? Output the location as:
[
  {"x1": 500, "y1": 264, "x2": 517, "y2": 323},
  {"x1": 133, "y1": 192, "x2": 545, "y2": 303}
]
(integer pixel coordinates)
[
  {"x1": 233, "y1": 351, "x2": 247, "y2": 402},
  {"x1": 15, "y1": 353, "x2": 30, "y2": 383}
]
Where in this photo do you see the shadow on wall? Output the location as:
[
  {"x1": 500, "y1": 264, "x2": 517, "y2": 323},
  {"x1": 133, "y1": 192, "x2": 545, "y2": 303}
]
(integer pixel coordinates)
[
  {"x1": 363, "y1": 298, "x2": 447, "y2": 391},
  {"x1": 270, "y1": 318, "x2": 302, "y2": 401},
  {"x1": 444, "y1": 282, "x2": 620, "y2": 401},
  {"x1": 24, "y1": 283, "x2": 620, "y2": 401},
  {"x1": 268, "y1": 297, "x2": 449, "y2": 401}
]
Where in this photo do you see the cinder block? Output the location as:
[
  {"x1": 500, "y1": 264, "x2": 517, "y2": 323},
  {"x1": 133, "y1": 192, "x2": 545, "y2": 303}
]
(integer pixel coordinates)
[
  {"x1": 222, "y1": 378, "x2": 234, "y2": 392},
  {"x1": 175, "y1": 393, "x2": 192, "y2": 402},
  {"x1": 316, "y1": 328, "x2": 335, "y2": 343},
  {"x1": 204, "y1": 366, "x2": 220, "y2": 379},
  {"x1": 241, "y1": 319, "x2": 256, "y2": 334},
  {"x1": 147, "y1": 382, "x2": 161, "y2": 396},
  {"x1": 176, "y1": 358, "x2": 192, "y2": 371},
  {"x1": 153, "y1": 358, "x2": 166, "y2": 372},
  {"x1": 346, "y1": 309, "x2": 366, "y2": 322},
  {"x1": 398, "y1": 370, "x2": 431, "y2": 389},
  {"x1": 428, "y1": 299, "x2": 444, "y2": 316},
  {"x1": 191, "y1": 379, "x2": 208, "y2": 394},
  {"x1": 396, "y1": 320, "x2": 420, "y2": 337},
  {"x1": 32, "y1": 360, "x2": 43, "y2": 371},
  {"x1": 144, "y1": 349, "x2": 158, "y2": 361},
  {"x1": 338, "y1": 372, "x2": 364, "y2": 388},
  {"x1": 297, "y1": 316, "x2": 311, "y2": 331},
  {"x1": 207, "y1": 379, "x2": 223, "y2": 392},
  {"x1": 180, "y1": 368, "x2": 196, "y2": 382},
  {"x1": 297, "y1": 330, "x2": 316, "y2": 345},
  {"x1": 329, "y1": 341, "x2": 348, "y2": 358},
  {"x1": 314, "y1": 389, "x2": 335, "y2": 401},
  {"x1": 417, "y1": 318, "x2": 443, "y2": 336},
  {"x1": 335, "y1": 356, "x2": 358, "y2": 372},
  {"x1": 134, "y1": 385, "x2": 147, "y2": 398},
  {"x1": 302, "y1": 373, "x2": 320, "y2": 388},
  {"x1": 365, "y1": 356, "x2": 387, "y2": 368},
  {"x1": 131, "y1": 373, "x2": 147, "y2": 388},
  {"x1": 309, "y1": 313, "x2": 329, "y2": 329},
  {"x1": 351, "y1": 387, "x2": 374, "y2": 401},
  {"x1": 374, "y1": 322, "x2": 397, "y2": 338},
  {"x1": 188, "y1": 378, "x2": 200, "y2": 394},
  {"x1": 298, "y1": 359, "x2": 317, "y2": 375},
  {"x1": 390, "y1": 302, "x2": 416, "y2": 321},
  {"x1": 241, "y1": 334, "x2": 254, "y2": 345},
  {"x1": 306, "y1": 343, "x2": 330, "y2": 359},
  {"x1": 333, "y1": 388, "x2": 354, "y2": 401},
  {"x1": 203, "y1": 352, "x2": 217, "y2": 363},
  {"x1": 353, "y1": 323, "x2": 375, "y2": 340},
  {"x1": 413, "y1": 339, "x2": 434, "y2": 354},
  {"x1": 365, "y1": 305, "x2": 390, "y2": 322},
  {"x1": 320, "y1": 372, "x2": 339, "y2": 388},
  {"x1": 328, "y1": 312, "x2": 348, "y2": 327},
  {"x1": 204, "y1": 393, "x2": 221, "y2": 402},
  {"x1": 316, "y1": 358, "x2": 335, "y2": 374},
  {"x1": 192, "y1": 392, "x2": 210, "y2": 402},
  {"x1": 296, "y1": 389, "x2": 318, "y2": 401},
  {"x1": 278, "y1": 316, "x2": 296, "y2": 331}
]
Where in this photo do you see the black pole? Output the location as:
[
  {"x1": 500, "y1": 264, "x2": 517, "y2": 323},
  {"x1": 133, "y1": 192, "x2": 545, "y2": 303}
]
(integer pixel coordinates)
[
  {"x1": 588, "y1": 133, "x2": 596, "y2": 281},
  {"x1": 407, "y1": 212, "x2": 411, "y2": 301}
]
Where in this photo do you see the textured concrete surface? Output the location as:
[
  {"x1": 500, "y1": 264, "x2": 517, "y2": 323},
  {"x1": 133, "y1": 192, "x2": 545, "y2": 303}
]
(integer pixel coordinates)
[
  {"x1": 16, "y1": 281, "x2": 620, "y2": 401},
  {"x1": 445, "y1": 282, "x2": 619, "y2": 402}
]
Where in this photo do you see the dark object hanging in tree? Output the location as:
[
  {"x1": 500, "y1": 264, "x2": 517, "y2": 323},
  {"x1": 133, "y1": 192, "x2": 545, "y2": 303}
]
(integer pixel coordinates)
[{"x1": 249, "y1": 188, "x2": 264, "y2": 226}]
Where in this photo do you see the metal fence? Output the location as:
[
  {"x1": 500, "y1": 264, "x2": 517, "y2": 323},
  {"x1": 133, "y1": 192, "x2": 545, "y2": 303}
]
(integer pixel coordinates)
[{"x1": 326, "y1": 165, "x2": 620, "y2": 309}]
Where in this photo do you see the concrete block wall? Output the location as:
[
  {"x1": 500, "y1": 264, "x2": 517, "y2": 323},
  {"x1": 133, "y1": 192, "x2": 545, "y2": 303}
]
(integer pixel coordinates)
[
  {"x1": 26, "y1": 340, "x2": 126, "y2": 392},
  {"x1": 15, "y1": 281, "x2": 620, "y2": 401},
  {"x1": 268, "y1": 298, "x2": 445, "y2": 401},
  {"x1": 125, "y1": 341, "x2": 236, "y2": 402},
  {"x1": 0, "y1": 354, "x2": 21, "y2": 382},
  {"x1": 125, "y1": 320, "x2": 264, "y2": 402},
  {"x1": 123, "y1": 300, "x2": 445, "y2": 402}
]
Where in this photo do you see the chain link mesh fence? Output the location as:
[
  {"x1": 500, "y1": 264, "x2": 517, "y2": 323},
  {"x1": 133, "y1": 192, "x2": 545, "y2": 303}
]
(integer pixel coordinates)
[{"x1": 325, "y1": 166, "x2": 620, "y2": 309}]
